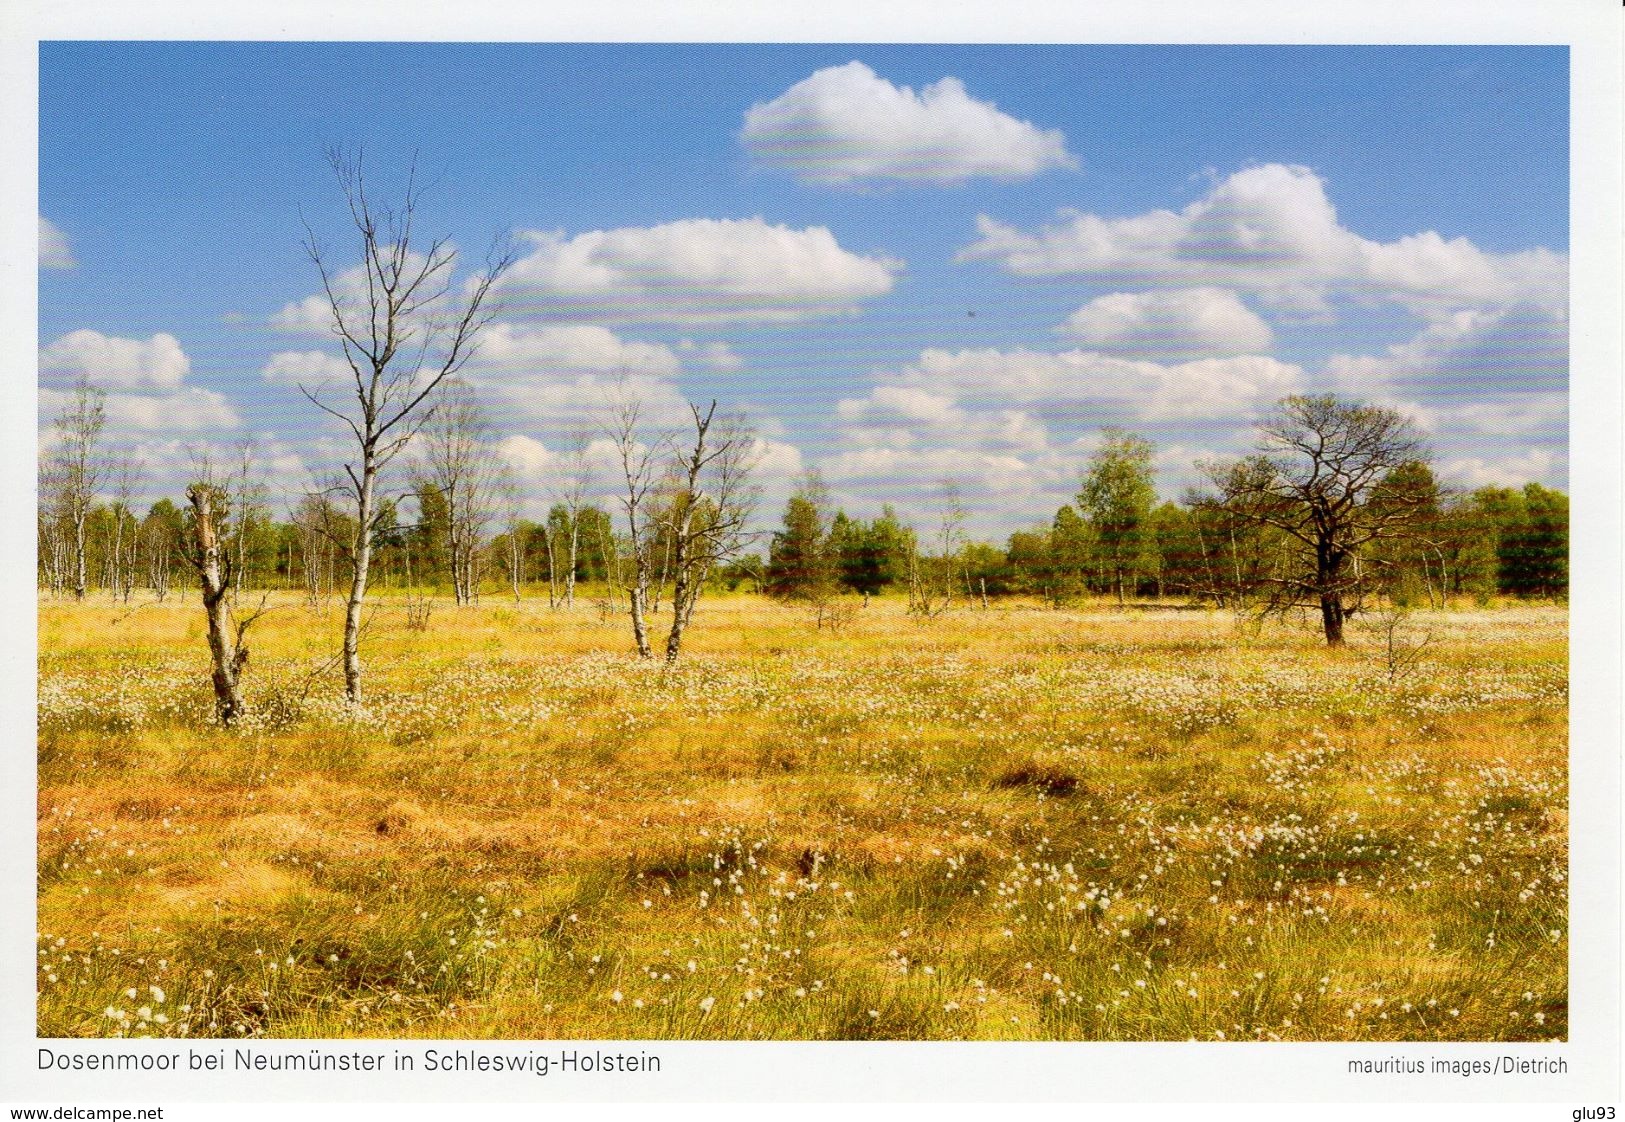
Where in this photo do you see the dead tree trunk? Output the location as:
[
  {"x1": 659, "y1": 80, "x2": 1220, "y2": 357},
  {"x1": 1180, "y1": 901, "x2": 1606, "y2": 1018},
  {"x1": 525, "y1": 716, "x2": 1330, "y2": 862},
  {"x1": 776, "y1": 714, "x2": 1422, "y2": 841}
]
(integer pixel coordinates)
[{"x1": 186, "y1": 485, "x2": 247, "y2": 726}]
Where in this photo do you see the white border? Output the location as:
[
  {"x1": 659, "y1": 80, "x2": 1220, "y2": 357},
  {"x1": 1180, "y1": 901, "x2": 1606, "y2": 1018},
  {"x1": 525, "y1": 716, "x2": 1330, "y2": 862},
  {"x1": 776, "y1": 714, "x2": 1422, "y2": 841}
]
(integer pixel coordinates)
[{"x1": 3, "y1": 2, "x2": 1619, "y2": 1114}]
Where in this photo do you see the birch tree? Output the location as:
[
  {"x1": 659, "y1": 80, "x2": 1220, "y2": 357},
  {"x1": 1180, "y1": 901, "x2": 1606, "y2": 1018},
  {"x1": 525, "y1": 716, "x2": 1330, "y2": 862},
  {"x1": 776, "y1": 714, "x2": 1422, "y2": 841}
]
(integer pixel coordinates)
[
  {"x1": 181, "y1": 467, "x2": 267, "y2": 727},
  {"x1": 605, "y1": 393, "x2": 661, "y2": 659},
  {"x1": 412, "y1": 378, "x2": 497, "y2": 605},
  {"x1": 46, "y1": 378, "x2": 109, "y2": 601},
  {"x1": 661, "y1": 402, "x2": 758, "y2": 662},
  {"x1": 551, "y1": 434, "x2": 593, "y2": 610},
  {"x1": 297, "y1": 150, "x2": 512, "y2": 702},
  {"x1": 1078, "y1": 428, "x2": 1156, "y2": 607}
]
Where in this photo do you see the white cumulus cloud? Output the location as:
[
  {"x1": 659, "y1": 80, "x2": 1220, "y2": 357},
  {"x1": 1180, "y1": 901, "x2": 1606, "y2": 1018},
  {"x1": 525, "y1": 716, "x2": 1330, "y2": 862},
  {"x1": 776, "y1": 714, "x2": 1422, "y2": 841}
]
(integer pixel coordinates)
[
  {"x1": 262, "y1": 350, "x2": 355, "y2": 387},
  {"x1": 456, "y1": 323, "x2": 690, "y2": 437},
  {"x1": 1058, "y1": 287, "x2": 1274, "y2": 360},
  {"x1": 496, "y1": 217, "x2": 899, "y2": 324},
  {"x1": 38, "y1": 330, "x2": 241, "y2": 438},
  {"x1": 961, "y1": 163, "x2": 1565, "y2": 316},
  {"x1": 40, "y1": 330, "x2": 190, "y2": 391},
  {"x1": 1438, "y1": 447, "x2": 1563, "y2": 490},
  {"x1": 1324, "y1": 303, "x2": 1567, "y2": 399},
  {"x1": 865, "y1": 345, "x2": 1304, "y2": 422},
  {"x1": 742, "y1": 60, "x2": 1075, "y2": 186},
  {"x1": 821, "y1": 344, "x2": 1305, "y2": 528},
  {"x1": 678, "y1": 339, "x2": 744, "y2": 370},
  {"x1": 100, "y1": 388, "x2": 240, "y2": 432},
  {"x1": 472, "y1": 323, "x2": 682, "y2": 378}
]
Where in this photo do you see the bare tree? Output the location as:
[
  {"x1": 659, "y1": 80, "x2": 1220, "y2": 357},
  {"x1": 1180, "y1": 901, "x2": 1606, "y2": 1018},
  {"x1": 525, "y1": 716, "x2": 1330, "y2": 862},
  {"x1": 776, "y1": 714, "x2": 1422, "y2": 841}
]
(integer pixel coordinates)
[
  {"x1": 551, "y1": 433, "x2": 594, "y2": 610},
  {"x1": 229, "y1": 441, "x2": 271, "y2": 596},
  {"x1": 662, "y1": 402, "x2": 759, "y2": 662},
  {"x1": 495, "y1": 461, "x2": 524, "y2": 602},
  {"x1": 605, "y1": 391, "x2": 662, "y2": 659},
  {"x1": 908, "y1": 481, "x2": 966, "y2": 617},
  {"x1": 292, "y1": 491, "x2": 343, "y2": 608},
  {"x1": 108, "y1": 460, "x2": 143, "y2": 602},
  {"x1": 1199, "y1": 395, "x2": 1429, "y2": 646},
  {"x1": 45, "y1": 379, "x2": 110, "y2": 601},
  {"x1": 297, "y1": 149, "x2": 512, "y2": 702},
  {"x1": 38, "y1": 450, "x2": 69, "y2": 596},
  {"x1": 181, "y1": 465, "x2": 268, "y2": 726},
  {"x1": 411, "y1": 378, "x2": 497, "y2": 605}
]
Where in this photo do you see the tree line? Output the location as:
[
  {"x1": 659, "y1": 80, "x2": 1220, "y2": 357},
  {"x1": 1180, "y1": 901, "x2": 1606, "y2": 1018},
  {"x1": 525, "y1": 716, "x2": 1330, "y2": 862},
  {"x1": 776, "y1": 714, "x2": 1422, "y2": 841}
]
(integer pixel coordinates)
[{"x1": 758, "y1": 415, "x2": 1568, "y2": 644}]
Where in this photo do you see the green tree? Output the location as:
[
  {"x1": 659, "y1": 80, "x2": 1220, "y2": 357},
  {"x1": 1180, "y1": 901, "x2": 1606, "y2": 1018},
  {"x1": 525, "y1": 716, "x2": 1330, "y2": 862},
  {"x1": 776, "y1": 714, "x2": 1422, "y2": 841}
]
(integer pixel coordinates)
[
  {"x1": 1050, "y1": 505, "x2": 1091, "y2": 604},
  {"x1": 1004, "y1": 527, "x2": 1053, "y2": 598},
  {"x1": 766, "y1": 475, "x2": 834, "y2": 601},
  {"x1": 1078, "y1": 428, "x2": 1157, "y2": 607},
  {"x1": 1148, "y1": 501, "x2": 1207, "y2": 599},
  {"x1": 574, "y1": 505, "x2": 617, "y2": 585},
  {"x1": 1507, "y1": 483, "x2": 1568, "y2": 598},
  {"x1": 959, "y1": 541, "x2": 1008, "y2": 602},
  {"x1": 1366, "y1": 461, "x2": 1445, "y2": 606}
]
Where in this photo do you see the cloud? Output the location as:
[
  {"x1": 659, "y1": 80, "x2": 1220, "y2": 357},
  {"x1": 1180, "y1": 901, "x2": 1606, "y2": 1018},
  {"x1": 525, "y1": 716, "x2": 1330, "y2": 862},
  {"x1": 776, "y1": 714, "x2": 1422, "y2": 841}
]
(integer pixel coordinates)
[
  {"x1": 678, "y1": 339, "x2": 744, "y2": 370},
  {"x1": 472, "y1": 323, "x2": 682, "y2": 377},
  {"x1": 837, "y1": 384, "x2": 964, "y2": 428},
  {"x1": 39, "y1": 385, "x2": 240, "y2": 435},
  {"x1": 823, "y1": 445, "x2": 1030, "y2": 489},
  {"x1": 1324, "y1": 303, "x2": 1567, "y2": 399},
  {"x1": 742, "y1": 60, "x2": 1075, "y2": 186},
  {"x1": 750, "y1": 436, "x2": 804, "y2": 480},
  {"x1": 103, "y1": 389, "x2": 240, "y2": 432},
  {"x1": 454, "y1": 323, "x2": 691, "y2": 437},
  {"x1": 961, "y1": 163, "x2": 1565, "y2": 316},
  {"x1": 270, "y1": 251, "x2": 444, "y2": 334},
  {"x1": 262, "y1": 350, "x2": 354, "y2": 386},
  {"x1": 495, "y1": 433, "x2": 557, "y2": 477},
  {"x1": 495, "y1": 217, "x2": 899, "y2": 324},
  {"x1": 40, "y1": 330, "x2": 190, "y2": 391},
  {"x1": 1437, "y1": 447, "x2": 1564, "y2": 490},
  {"x1": 817, "y1": 344, "x2": 1305, "y2": 531},
  {"x1": 38, "y1": 330, "x2": 242, "y2": 440},
  {"x1": 1057, "y1": 287, "x2": 1274, "y2": 360},
  {"x1": 40, "y1": 216, "x2": 74, "y2": 269},
  {"x1": 859, "y1": 345, "x2": 1304, "y2": 422}
]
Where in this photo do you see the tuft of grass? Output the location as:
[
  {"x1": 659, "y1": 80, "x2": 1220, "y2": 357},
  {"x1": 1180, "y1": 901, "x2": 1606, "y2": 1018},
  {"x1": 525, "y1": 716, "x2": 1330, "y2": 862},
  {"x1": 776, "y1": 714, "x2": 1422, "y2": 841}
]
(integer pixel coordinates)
[{"x1": 992, "y1": 761, "x2": 1083, "y2": 798}]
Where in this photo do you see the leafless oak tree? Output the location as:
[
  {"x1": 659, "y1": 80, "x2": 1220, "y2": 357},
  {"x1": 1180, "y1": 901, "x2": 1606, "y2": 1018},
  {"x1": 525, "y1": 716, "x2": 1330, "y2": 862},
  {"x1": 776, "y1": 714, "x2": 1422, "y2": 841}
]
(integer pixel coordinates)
[
  {"x1": 298, "y1": 149, "x2": 512, "y2": 702},
  {"x1": 1199, "y1": 394, "x2": 1429, "y2": 646}
]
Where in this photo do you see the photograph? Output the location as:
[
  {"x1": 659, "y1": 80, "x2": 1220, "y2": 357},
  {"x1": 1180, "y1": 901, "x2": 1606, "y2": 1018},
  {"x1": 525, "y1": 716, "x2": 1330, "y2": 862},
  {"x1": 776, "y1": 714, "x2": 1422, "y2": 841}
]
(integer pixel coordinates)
[
  {"x1": 7, "y1": 14, "x2": 1620, "y2": 1113},
  {"x1": 33, "y1": 40, "x2": 1571, "y2": 1044}
]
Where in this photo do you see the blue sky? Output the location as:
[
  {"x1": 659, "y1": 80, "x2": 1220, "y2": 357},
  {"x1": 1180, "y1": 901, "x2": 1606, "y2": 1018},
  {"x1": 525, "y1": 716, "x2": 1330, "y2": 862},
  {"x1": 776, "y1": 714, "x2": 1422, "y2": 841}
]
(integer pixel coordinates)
[{"x1": 38, "y1": 43, "x2": 1568, "y2": 537}]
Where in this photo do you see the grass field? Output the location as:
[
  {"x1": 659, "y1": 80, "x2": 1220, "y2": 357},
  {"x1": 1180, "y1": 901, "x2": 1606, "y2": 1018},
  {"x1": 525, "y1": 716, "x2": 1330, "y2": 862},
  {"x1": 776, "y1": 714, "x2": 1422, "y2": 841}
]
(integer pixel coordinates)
[{"x1": 36, "y1": 591, "x2": 1567, "y2": 1041}]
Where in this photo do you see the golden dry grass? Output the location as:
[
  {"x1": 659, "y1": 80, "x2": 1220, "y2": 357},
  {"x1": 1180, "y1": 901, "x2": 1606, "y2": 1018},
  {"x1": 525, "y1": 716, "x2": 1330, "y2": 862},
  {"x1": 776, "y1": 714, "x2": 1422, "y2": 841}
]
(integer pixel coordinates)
[{"x1": 37, "y1": 590, "x2": 1567, "y2": 1041}]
